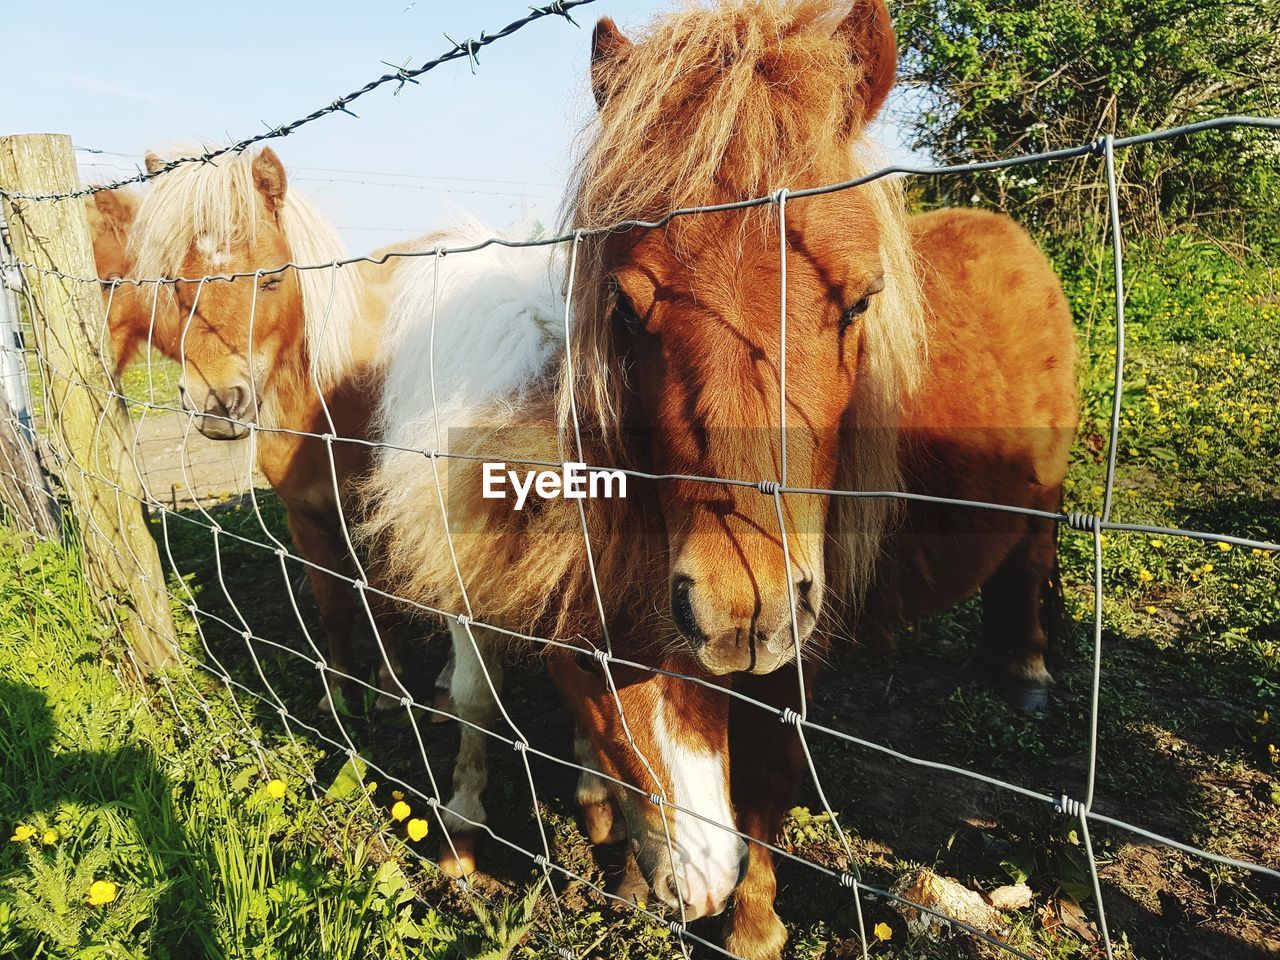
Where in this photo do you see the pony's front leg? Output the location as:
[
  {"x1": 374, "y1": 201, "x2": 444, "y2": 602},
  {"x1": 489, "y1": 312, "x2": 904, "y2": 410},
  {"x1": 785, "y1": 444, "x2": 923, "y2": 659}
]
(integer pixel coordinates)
[
  {"x1": 439, "y1": 619, "x2": 503, "y2": 877},
  {"x1": 724, "y1": 669, "x2": 806, "y2": 960},
  {"x1": 364, "y1": 584, "x2": 410, "y2": 712},
  {"x1": 430, "y1": 644, "x2": 456, "y2": 723},
  {"x1": 575, "y1": 726, "x2": 624, "y2": 845},
  {"x1": 286, "y1": 509, "x2": 358, "y2": 713}
]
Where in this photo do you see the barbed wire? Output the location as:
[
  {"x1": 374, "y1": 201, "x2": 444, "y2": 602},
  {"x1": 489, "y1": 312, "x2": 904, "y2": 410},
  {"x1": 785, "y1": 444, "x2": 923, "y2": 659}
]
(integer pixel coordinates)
[{"x1": 0, "y1": 0, "x2": 596, "y2": 203}]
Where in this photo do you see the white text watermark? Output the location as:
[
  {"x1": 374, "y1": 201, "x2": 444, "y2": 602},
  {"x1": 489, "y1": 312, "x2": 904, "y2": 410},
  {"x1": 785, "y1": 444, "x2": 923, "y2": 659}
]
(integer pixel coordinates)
[{"x1": 481, "y1": 461, "x2": 627, "y2": 510}]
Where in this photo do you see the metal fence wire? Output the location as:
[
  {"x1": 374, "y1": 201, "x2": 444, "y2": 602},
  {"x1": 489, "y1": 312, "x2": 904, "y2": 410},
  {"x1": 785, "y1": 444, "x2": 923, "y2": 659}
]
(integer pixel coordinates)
[{"x1": 0, "y1": 15, "x2": 1278, "y2": 959}]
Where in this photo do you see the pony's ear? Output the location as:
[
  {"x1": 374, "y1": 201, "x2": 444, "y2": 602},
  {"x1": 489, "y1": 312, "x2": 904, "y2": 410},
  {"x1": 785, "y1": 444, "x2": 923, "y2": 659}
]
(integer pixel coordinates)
[
  {"x1": 144, "y1": 151, "x2": 165, "y2": 175},
  {"x1": 590, "y1": 16, "x2": 632, "y2": 109},
  {"x1": 251, "y1": 147, "x2": 288, "y2": 216},
  {"x1": 92, "y1": 188, "x2": 136, "y2": 226},
  {"x1": 834, "y1": 0, "x2": 897, "y2": 130}
]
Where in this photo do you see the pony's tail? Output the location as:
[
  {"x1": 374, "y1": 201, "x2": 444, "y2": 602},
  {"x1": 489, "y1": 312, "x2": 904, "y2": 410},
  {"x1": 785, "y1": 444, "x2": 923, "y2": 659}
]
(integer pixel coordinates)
[{"x1": 1043, "y1": 489, "x2": 1069, "y2": 673}]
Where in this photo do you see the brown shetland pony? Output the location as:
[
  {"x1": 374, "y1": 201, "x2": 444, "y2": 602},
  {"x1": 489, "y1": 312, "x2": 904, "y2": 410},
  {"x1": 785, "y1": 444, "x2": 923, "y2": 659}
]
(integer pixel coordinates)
[
  {"x1": 83, "y1": 187, "x2": 180, "y2": 379},
  {"x1": 129, "y1": 146, "x2": 408, "y2": 708},
  {"x1": 365, "y1": 2, "x2": 1076, "y2": 956}
]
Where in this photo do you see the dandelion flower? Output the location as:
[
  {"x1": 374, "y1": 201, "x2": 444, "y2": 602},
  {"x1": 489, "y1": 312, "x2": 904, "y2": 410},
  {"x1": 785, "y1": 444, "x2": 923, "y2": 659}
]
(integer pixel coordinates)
[
  {"x1": 391, "y1": 789, "x2": 405, "y2": 801},
  {"x1": 873, "y1": 921, "x2": 893, "y2": 941},
  {"x1": 87, "y1": 880, "x2": 118, "y2": 906},
  {"x1": 406, "y1": 818, "x2": 429, "y2": 842},
  {"x1": 1217, "y1": 542, "x2": 1232, "y2": 552},
  {"x1": 1137, "y1": 569, "x2": 1154, "y2": 583},
  {"x1": 391, "y1": 801, "x2": 411, "y2": 822},
  {"x1": 1144, "y1": 606, "x2": 1157, "y2": 615},
  {"x1": 41, "y1": 829, "x2": 57, "y2": 845},
  {"x1": 366, "y1": 781, "x2": 378, "y2": 794},
  {"x1": 9, "y1": 825, "x2": 36, "y2": 843},
  {"x1": 1149, "y1": 539, "x2": 1164, "y2": 549},
  {"x1": 266, "y1": 779, "x2": 287, "y2": 800}
]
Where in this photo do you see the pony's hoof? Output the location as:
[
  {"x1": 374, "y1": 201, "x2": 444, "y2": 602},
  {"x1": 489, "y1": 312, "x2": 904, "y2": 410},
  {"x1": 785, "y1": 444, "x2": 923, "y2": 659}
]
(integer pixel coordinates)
[
  {"x1": 1006, "y1": 683, "x2": 1050, "y2": 715},
  {"x1": 439, "y1": 834, "x2": 477, "y2": 878},
  {"x1": 583, "y1": 800, "x2": 625, "y2": 845},
  {"x1": 430, "y1": 688, "x2": 455, "y2": 724},
  {"x1": 724, "y1": 904, "x2": 787, "y2": 960},
  {"x1": 317, "y1": 691, "x2": 334, "y2": 715}
]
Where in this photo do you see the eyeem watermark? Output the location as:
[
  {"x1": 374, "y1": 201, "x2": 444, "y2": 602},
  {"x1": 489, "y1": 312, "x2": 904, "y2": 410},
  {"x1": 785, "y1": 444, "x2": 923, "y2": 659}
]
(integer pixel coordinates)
[{"x1": 482, "y1": 461, "x2": 627, "y2": 511}]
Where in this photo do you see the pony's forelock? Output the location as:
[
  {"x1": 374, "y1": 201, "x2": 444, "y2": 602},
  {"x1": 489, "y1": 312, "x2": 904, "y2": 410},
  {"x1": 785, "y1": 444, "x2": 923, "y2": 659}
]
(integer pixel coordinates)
[{"x1": 129, "y1": 144, "x2": 360, "y2": 392}]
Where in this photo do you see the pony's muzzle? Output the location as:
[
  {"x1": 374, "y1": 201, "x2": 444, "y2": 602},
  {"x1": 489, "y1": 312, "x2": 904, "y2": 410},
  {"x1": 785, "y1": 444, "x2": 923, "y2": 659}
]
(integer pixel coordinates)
[
  {"x1": 670, "y1": 573, "x2": 814, "y2": 675},
  {"x1": 645, "y1": 837, "x2": 747, "y2": 920},
  {"x1": 180, "y1": 381, "x2": 256, "y2": 441}
]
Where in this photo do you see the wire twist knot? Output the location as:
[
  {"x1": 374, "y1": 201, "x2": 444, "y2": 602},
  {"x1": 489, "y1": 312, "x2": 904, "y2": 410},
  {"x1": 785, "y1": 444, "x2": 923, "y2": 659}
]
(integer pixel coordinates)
[
  {"x1": 1056, "y1": 793, "x2": 1086, "y2": 818},
  {"x1": 780, "y1": 707, "x2": 802, "y2": 726},
  {"x1": 758, "y1": 480, "x2": 782, "y2": 495},
  {"x1": 648, "y1": 792, "x2": 665, "y2": 807},
  {"x1": 1065, "y1": 512, "x2": 1102, "y2": 533}
]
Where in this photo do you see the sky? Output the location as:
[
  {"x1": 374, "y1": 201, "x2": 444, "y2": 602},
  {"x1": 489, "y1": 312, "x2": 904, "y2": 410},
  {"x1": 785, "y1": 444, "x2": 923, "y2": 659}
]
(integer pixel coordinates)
[{"x1": 1, "y1": 0, "x2": 917, "y2": 255}]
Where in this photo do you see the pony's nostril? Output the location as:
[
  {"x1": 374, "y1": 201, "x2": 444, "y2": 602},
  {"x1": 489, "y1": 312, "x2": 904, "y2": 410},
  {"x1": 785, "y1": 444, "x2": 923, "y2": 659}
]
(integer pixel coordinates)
[
  {"x1": 797, "y1": 577, "x2": 813, "y2": 599},
  {"x1": 670, "y1": 575, "x2": 706, "y2": 648},
  {"x1": 654, "y1": 871, "x2": 680, "y2": 907}
]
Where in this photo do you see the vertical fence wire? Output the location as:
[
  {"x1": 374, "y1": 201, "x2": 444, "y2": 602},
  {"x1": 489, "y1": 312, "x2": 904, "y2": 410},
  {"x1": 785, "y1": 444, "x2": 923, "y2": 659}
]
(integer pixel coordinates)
[{"x1": 1, "y1": 117, "x2": 1278, "y2": 960}]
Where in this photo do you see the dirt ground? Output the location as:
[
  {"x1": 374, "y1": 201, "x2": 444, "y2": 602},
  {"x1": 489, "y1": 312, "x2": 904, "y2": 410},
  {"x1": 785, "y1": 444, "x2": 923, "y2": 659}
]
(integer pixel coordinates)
[{"x1": 131, "y1": 410, "x2": 266, "y2": 506}]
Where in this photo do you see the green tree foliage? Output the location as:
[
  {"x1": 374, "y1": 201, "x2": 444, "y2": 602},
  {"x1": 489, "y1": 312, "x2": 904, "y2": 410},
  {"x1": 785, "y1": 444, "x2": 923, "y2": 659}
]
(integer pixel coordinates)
[{"x1": 894, "y1": 0, "x2": 1280, "y2": 238}]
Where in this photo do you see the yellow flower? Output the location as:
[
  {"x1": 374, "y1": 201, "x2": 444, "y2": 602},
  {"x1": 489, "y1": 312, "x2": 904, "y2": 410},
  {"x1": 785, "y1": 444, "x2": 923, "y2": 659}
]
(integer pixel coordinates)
[
  {"x1": 366, "y1": 781, "x2": 378, "y2": 794},
  {"x1": 406, "y1": 818, "x2": 429, "y2": 842},
  {"x1": 1137, "y1": 569, "x2": 1154, "y2": 583},
  {"x1": 1217, "y1": 542, "x2": 1232, "y2": 552},
  {"x1": 1144, "y1": 606, "x2": 1157, "y2": 615},
  {"x1": 9, "y1": 825, "x2": 36, "y2": 843},
  {"x1": 87, "y1": 880, "x2": 118, "y2": 906},
  {"x1": 391, "y1": 801, "x2": 411, "y2": 822},
  {"x1": 1202, "y1": 563, "x2": 1214, "y2": 574},
  {"x1": 266, "y1": 779, "x2": 287, "y2": 800},
  {"x1": 873, "y1": 921, "x2": 893, "y2": 941},
  {"x1": 391, "y1": 789, "x2": 405, "y2": 801},
  {"x1": 41, "y1": 829, "x2": 58, "y2": 845},
  {"x1": 1149, "y1": 539, "x2": 1164, "y2": 549}
]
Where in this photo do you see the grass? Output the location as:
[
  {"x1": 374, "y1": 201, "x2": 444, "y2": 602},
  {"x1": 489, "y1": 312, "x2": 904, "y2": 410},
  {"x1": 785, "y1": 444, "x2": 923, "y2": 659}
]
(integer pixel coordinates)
[
  {"x1": 0, "y1": 530, "x2": 545, "y2": 959},
  {"x1": 1, "y1": 233, "x2": 1278, "y2": 959}
]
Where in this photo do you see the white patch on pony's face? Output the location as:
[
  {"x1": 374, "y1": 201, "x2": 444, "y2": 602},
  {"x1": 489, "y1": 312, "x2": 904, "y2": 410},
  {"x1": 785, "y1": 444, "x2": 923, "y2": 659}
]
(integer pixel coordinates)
[
  {"x1": 195, "y1": 233, "x2": 231, "y2": 270},
  {"x1": 652, "y1": 704, "x2": 744, "y2": 918}
]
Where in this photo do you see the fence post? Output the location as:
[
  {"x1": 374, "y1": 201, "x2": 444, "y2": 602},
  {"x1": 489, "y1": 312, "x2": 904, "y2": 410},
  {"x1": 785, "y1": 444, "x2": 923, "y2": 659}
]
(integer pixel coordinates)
[{"x1": 0, "y1": 133, "x2": 176, "y2": 672}]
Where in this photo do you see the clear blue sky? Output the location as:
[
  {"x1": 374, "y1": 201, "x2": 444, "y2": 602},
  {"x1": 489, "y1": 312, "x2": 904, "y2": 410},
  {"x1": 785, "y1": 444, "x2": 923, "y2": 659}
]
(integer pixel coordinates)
[{"x1": 2, "y1": 0, "x2": 916, "y2": 254}]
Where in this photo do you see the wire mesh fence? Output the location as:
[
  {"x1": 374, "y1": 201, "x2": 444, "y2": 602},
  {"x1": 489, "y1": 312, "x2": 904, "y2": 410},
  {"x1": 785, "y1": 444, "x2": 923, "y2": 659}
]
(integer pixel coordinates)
[{"x1": 0, "y1": 11, "x2": 1278, "y2": 958}]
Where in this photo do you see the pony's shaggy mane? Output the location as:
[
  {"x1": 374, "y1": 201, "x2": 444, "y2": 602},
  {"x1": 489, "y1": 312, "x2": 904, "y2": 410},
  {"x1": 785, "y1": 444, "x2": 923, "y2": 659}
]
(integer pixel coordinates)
[
  {"x1": 129, "y1": 145, "x2": 362, "y2": 392},
  {"x1": 366, "y1": 0, "x2": 930, "y2": 645}
]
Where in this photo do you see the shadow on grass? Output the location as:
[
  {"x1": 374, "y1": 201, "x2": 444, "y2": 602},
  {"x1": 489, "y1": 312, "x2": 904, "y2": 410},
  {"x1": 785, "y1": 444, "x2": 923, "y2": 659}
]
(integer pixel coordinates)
[{"x1": 0, "y1": 678, "x2": 218, "y2": 954}]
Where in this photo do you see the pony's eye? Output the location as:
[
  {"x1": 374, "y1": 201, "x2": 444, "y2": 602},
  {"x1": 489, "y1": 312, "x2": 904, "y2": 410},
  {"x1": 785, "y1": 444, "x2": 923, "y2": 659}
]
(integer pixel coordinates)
[
  {"x1": 612, "y1": 286, "x2": 641, "y2": 331},
  {"x1": 260, "y1": 278, "x2": 281, "y2": 292},
  {"x1": 839, "y1": 298, "x2": 871, "y2": 333},
  {"x1": 839, "y1": 275, "x2": 885, "y2": 335}
]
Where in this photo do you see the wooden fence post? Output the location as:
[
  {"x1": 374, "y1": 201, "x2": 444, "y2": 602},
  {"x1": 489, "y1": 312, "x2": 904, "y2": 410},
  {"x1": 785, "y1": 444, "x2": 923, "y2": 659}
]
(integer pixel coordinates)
[{"x1": 0, "y1": 133, "x2": 176, "y2": 672}]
